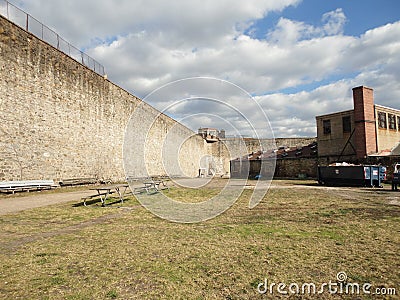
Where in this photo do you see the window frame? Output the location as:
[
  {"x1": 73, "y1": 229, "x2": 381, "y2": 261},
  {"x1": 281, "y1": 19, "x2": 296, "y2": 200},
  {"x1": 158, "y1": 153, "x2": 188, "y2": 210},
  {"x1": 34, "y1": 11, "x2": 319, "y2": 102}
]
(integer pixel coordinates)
[
  {"x1": 388, "y1": 113, "x2": 396, "y2": 130},
  {"x1": 378, "y1": 112, "x2": 387, "y2": 129},
  {"x1": 323, "y1": 119, "x2": 331, "y2": 135},
  {"x1": 397, "y1": 116, "x2": 400, "y2": 131},
  {"x1": 342, "y1": 116, "x2": 351, "y2": 133}
]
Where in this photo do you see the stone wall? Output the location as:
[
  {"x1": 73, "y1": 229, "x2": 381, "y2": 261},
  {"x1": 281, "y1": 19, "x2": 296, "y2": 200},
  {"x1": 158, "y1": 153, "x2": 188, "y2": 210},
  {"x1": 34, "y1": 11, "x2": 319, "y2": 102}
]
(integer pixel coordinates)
[
  {"x1": 211, "y1": 137, "x2": 316, "y2": 175},
  {"x1": 0, "y1": 16, "x2": 207, "y2": 181},
  {"x1": 275, "y1": 157, "x2": 318, "y2": 178},
  {"x1": 274, "y1": 137, "x2": 317, "y2": 149},
  {"x1": 231, "y1": 157, "x2": 319, "y2": 179}
]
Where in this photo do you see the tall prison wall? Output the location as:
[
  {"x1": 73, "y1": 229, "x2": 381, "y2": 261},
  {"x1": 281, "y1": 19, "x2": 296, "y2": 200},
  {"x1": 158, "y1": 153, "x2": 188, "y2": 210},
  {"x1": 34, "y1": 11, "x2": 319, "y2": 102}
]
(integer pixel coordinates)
[{"x1": 0, "y1": 16, "x2": 207, "y2": 181}]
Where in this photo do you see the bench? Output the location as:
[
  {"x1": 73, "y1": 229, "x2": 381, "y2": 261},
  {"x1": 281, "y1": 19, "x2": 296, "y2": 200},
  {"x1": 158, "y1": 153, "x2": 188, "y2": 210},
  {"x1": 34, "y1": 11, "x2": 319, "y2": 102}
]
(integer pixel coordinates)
[
  {"x1": 59, "y1": 178, "x2": 98, "y2": 186},
  {"x1": 0, "y1": 180, "x2": 58, "y2": 194}
]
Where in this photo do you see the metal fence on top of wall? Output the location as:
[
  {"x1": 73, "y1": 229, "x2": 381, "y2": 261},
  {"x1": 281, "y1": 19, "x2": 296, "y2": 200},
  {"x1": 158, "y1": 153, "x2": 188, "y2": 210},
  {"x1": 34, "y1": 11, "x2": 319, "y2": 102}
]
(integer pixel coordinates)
[{"x1": 0, "y1": 0, "x2": 105, "y2": 76}]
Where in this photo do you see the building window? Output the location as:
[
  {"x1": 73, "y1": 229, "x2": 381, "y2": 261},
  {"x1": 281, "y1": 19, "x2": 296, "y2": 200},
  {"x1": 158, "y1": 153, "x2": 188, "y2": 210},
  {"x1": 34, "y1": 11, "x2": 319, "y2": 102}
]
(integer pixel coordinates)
[
  {"x1": 378, "y1": 112, "x2": 387, "y2": 129},
  {"x1": 342, "y1": 116, "x2": 351, "y2": 133},
  {"x1": 388, "y1": 114, "x2": 396, "y2": 130},
  {"x1": 323, "y1": 120, "x2": 331, "y2": 134},
  {"x1": 398, "y1": 116, "x2": 400, "y2": 131}
]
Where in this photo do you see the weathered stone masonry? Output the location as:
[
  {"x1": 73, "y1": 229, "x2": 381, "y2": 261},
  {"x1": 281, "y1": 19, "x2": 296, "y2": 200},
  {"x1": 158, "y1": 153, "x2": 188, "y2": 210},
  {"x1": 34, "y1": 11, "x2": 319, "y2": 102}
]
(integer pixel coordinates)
[{"x1": 0, "y1": 16, "x2": 207, "y2": 181}]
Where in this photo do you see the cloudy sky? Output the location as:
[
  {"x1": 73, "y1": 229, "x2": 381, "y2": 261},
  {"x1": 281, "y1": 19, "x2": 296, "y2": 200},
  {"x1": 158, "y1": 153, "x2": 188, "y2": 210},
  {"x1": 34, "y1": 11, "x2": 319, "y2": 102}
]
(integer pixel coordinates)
[{"x1": 10, "y1": 0, "x2": 400, "y2": 137}]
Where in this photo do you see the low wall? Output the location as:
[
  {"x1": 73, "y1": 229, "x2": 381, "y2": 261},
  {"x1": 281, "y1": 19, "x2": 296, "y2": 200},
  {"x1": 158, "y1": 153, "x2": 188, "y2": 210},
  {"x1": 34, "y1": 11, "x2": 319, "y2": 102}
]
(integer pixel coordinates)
[
  {"x1": 275, "y1": 157, "x2": 318, "y2": 178},
  {"x1": 211, "y1": 137, "x2": 316, "y2": 176},
  {"x1": 230, "y1": 157, "x2": 319, "y2": 179}
]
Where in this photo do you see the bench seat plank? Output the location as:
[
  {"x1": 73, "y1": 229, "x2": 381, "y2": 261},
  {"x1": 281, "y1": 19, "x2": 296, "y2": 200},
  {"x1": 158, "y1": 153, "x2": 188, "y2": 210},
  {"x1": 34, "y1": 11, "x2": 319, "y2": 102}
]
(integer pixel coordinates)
[{"x1": 0, "y1": 180, "x2": 57, "y2": 194}]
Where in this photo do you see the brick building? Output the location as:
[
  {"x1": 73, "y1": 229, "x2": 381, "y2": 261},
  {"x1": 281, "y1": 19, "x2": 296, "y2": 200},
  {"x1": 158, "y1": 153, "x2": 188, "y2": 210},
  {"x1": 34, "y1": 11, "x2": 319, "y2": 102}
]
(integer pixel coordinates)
[{"x1": 316, "y1": 86, "x2": 400, "y2": 160}]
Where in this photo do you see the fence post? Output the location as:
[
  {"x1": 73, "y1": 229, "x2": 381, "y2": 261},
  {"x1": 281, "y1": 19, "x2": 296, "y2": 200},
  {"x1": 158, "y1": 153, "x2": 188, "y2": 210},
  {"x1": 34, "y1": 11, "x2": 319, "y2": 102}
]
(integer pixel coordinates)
[{"x1": 25, "y1": 13, "x2": 28, "y2": 31}]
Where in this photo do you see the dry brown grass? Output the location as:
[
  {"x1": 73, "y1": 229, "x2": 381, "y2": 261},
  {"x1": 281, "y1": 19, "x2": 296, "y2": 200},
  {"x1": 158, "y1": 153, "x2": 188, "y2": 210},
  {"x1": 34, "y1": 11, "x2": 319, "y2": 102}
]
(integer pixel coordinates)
[{"x1": 0, "y1": 179, "x2": 399, "y2": 299}]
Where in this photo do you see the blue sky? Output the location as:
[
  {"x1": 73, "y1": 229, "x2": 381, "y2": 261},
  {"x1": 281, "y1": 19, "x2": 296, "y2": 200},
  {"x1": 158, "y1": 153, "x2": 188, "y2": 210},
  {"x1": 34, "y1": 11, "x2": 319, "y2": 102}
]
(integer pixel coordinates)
[
  {"x1": 249, "y1": 0, "x2": 400, "y2": 96},
  {"x1": 11, "y1": 0, "x2": 400, "y2": 138},
  {"x1": 254, "y1": 0, "x2": 400, "y2": 37}
]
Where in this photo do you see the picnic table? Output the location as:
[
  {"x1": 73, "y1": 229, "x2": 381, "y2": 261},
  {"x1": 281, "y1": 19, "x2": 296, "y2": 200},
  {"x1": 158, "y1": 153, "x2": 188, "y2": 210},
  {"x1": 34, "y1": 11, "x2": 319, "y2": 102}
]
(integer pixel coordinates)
[
  {"x1": 145, "y1": 179, "x2": 169, "y2": 191},
  {"x1": 129, "y1": 177, "x2": 170, "y2": 194},
  {"x1": 82, "y1": 184, "x2": 130, "y2": 207}
]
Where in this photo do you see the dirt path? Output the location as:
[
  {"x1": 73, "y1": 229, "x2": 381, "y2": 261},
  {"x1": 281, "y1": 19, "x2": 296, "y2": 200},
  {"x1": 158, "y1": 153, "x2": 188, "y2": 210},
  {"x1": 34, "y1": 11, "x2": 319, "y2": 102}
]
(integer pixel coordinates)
[
  {"x1": 0, "y1": 189, "x2": 95, "y2": 215},
  {"x1": 1, "y1": 179, "x2": 398, "y2": 215},
  {"x1": 0, "y1": 180, "x2": 153, "y2": 215}
]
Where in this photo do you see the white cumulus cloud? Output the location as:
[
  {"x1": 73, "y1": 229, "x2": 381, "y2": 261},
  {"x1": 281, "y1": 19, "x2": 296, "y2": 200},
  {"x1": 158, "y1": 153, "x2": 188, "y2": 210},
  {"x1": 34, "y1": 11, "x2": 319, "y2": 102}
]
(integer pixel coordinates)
[{"x1": 13, "y1": 1, "x2": 400, "y2": 138}]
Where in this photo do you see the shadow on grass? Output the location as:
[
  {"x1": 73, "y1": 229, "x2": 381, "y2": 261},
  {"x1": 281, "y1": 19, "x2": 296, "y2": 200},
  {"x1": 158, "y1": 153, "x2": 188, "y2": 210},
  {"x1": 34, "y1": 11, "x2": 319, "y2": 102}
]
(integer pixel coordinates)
[
  {"x1": 271, "y1": 178, "x2": 320, "y2": 187},
  {"x1": 72, "y1": 197, "x2": 129, "y2": 207}
]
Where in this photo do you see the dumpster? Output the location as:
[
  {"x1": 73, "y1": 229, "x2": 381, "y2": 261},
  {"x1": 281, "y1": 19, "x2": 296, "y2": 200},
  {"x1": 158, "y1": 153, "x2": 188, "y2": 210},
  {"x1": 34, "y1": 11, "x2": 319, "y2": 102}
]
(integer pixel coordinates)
[{"x1": 318, "y1": 164, "x2": 386, "y2": 187}]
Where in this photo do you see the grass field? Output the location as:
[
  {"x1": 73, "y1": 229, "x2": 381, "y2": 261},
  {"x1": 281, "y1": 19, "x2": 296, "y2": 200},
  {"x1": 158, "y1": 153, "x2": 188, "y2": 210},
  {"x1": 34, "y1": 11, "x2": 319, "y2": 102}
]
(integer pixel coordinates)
[{"x1": 0, "y1": 179, "x2": 399, "y2": 299}]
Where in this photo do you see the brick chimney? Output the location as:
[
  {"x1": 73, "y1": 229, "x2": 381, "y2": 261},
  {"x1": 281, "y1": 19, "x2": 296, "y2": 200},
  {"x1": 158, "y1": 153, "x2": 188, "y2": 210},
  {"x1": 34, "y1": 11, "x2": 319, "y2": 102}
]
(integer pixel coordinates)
[{"x1": 353, "y1": 86, "x2": 377, "y2": 158}]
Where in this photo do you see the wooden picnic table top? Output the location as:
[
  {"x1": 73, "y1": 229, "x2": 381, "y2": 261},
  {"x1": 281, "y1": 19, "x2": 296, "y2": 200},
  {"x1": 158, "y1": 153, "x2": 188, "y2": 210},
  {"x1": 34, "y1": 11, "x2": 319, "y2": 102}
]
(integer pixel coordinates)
[{"x1": 89, "y1": 184, "x2": 129, "y2": 191}]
